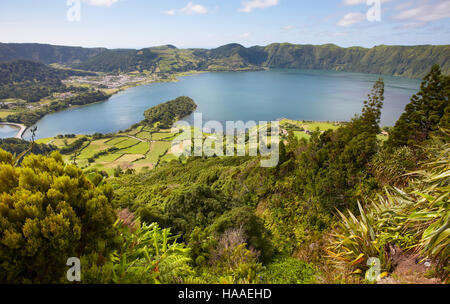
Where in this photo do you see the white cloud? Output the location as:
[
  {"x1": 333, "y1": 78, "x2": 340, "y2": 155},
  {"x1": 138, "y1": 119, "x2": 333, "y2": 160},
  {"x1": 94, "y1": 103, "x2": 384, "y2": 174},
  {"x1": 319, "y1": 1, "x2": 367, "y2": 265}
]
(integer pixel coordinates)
[
  {"x1": 162, "y1": 9, "x2": 176, "y2": 16},
  {"x1": 238, "y1": 0, "x2": 279, "y2": 13},
  {"x1": 239, "y1": 32, "x2": 251, "y2": 38},
  {"x1": 395, "y1": 1, "x2": 414, "y2": 11},
  {"x1": 282, "y1": 25, "x2": 295, "y2": 31},
  {"x1": 162, "y1": 2, "x2": 208, "y2": 16},
  {"x1": 394, "y1": 21, "x2": 427, "y2": 29},
  {"x1": 337, "y1": 12, "x2": 366, "y2": 26},
  {"x1": 82, "y1": 0, "x2": 119, "y2": 7},
  {"x1": 342, "y1": 0, "x2": 365, "y2": 5},
  {"x1": 180, "y1": 2, "x2": 208, "y2": 15},
  {"x1": 342, "y1": 0, "x2": 394, "y2": 5},
  {"x1": 393, "y1": 0, "x2": 450, "y2": 22}
]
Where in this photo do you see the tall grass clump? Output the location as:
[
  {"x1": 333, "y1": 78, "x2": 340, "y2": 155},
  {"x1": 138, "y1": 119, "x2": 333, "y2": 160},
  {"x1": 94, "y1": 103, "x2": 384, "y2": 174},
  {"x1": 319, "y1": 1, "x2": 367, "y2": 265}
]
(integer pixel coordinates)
[{"x1": 327, "y1": 131, "x2": 449, "y2": 282}]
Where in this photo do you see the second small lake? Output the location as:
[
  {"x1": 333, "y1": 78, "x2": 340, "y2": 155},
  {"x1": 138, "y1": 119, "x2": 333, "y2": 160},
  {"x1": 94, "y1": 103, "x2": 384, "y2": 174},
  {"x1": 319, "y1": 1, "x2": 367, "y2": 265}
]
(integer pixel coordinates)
[{"x1": 0, "y1": 124, "x2": 19, "y2": 139}]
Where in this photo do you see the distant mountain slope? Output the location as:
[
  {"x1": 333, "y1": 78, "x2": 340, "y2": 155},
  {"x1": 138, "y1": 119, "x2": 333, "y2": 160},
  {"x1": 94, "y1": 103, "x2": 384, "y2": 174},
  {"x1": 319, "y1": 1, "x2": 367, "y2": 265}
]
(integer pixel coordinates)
[
  {"x1": 262, "y1": 43, "x2": 450, "y2": 78},
  {"x1": 0, "y1": 60, "x2": 95, "y2": 102},
  {"x1": 194, "y1": 43, "x2": 267, "y2": 71},
  {"x1": 1, "y1": 42, "x2": 448, "y2": 78},
  {"x1": 74, "y1": 43, "x2": 450, "y2": 78},
  {"x1": 0, "y1": 60, "x2": 94, "y2": 85},
  {"x1": 0, "y1": 43, "x2": 106, "y2": 65},
  {"x1": 74, "y1": 46, "x2": 202, "y2": 73}
]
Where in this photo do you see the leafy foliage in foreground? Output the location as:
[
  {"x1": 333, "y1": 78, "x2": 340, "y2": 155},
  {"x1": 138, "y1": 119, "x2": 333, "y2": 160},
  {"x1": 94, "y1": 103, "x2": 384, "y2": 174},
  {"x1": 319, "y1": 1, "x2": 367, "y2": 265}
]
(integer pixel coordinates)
[
  {"x1": 327, "y1": 133, "x2": 449, "y2": 280},
  {"x1": 0, "y1": 150, "x2": 118, "y2": 283},
  {"x1": 260, "y1": 256, "x2": 316, "y2": 284},
  {"x1": 110, "y1": 221, "x2": 193, "y2": 284}
]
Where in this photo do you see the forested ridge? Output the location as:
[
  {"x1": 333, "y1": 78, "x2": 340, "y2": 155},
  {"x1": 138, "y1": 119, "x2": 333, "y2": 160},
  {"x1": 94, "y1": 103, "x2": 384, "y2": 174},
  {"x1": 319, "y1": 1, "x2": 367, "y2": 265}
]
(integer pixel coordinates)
[
  {"x1": 0, "y1": 65, "x2": 448, "y2": 284},
  {"x1": 0, "y1": 60, "x2": 110, "y2": 126},
  {"x1": 4, "y1": 89, "x2": 111, "y2": 126},
  {"x1": 0, "y1": 43, "x2": 105, "y2": 65},
  {"x1": 1, "y1": 42, "x2": 449, "y2": 78},
  {"x1": 0, "y1": 60, "x2": 95, "y2": 85},
  {"x1": 74, "y1": 43, "x2": 450, "y2": 78},
  {"x1": 0, "y1": 60, "x2": 96, "y2": 102}
]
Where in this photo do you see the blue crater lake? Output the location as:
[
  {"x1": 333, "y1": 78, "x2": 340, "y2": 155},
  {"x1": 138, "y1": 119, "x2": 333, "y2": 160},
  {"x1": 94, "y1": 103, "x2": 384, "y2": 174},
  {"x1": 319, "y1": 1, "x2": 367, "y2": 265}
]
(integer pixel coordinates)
[{"x1": 25, "y1": 69, "x2": 421, "y2": 139}]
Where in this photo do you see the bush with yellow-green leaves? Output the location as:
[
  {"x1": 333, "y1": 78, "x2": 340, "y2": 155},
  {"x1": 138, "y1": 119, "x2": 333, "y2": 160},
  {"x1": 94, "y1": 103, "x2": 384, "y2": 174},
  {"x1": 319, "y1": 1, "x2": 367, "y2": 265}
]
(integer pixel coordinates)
[{"x1": 0, "y1": 149, "x2": 119, "y2": 283}]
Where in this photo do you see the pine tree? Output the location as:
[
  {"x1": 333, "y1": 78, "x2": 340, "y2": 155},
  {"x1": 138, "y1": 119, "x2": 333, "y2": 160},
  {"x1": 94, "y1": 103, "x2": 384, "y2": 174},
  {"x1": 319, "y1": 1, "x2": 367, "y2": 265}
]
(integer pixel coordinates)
[
  {"x1": 361, "y1": 78, "x2": 384, "y2": 135},
  {"x1": 295, "y1": 79, "x2": 385, "y2": 212},
  {"x1": 387, "y1": 64, "x2": 450, "y2": 148}
]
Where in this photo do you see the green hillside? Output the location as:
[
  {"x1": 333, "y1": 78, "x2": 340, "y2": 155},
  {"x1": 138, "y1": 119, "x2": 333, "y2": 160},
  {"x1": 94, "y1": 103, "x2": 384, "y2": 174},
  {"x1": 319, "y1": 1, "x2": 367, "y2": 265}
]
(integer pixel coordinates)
[
  {"x1": 0, "y1": 43, "x2": 105, "y2": 65},
  {"x1": 74, "y1": 43, "x2": 450, "y2": 78},
  {"x1": 1, "y1": 42, "x2": 448, "y2": 78},
  {"x1": 0, "y1": 60, "x2": 96, "y2": 102},
  {"x1": 0, "y1": 60, "x2": 95, "y2": 85},
  {"x1": 74, "y1": 45, "x2": 203, "y2": 73},
  {"x1": 262, "y1": 43, "x2": 450, "y2": 78}
]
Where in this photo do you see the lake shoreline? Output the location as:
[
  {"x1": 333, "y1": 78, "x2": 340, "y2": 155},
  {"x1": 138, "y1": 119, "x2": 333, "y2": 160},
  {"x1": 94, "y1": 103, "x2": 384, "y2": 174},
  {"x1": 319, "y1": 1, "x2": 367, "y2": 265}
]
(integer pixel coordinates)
[
  {"x1": 18, "y1": 71, "x2": 206, "y2": 139},
  {"x1": 26, "y1": 66, "x2": 415, "y2": 135}
]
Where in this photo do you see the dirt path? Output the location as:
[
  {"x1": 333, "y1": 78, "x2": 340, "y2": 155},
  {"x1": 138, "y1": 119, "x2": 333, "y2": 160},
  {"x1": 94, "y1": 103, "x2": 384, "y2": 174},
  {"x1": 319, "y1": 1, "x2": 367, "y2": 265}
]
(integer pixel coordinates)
[
  {"x1": 377, "y1": 247, "x2": 442, "y2": 284},
  {"x1": 126, "y1": 134, "x2": 157, "y2": 143}
]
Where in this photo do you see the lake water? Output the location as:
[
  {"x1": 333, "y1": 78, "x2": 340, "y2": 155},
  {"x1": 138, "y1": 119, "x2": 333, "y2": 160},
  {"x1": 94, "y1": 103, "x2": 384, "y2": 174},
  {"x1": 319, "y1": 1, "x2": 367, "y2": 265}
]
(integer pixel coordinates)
[
  {"x1": 25, "y1": 69, "x2": 421, "y2": 139},
  {"x1": 0, "y1": 125, "x2": 19, "y2": 139}
]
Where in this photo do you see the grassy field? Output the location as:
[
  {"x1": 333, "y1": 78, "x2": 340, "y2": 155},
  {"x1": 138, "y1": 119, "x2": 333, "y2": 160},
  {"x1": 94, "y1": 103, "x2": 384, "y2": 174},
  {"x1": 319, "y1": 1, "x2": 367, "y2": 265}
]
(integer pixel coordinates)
[
  {"x1": 280, "y1": 119, "x2": 343, "y2": 140},
  {"x1": 35, "y1": 138, "x2": 54, "y2": 144},
  {"x1": 135, "y1": 131, "x2": 151, "y2": 140},
  {"x1": 126, "y1": 125, "x2": 144, "y2": 136},
  {"x1": 106, "y1": 137, "x2": 129, "y2": 146},
  {"x1": 293, "y1": 131, "x2": 311, "y2": 141},
  {"x1": 280, "y1": 119, "x2": 342, "y2": 130},
  {"x1": 151, "y1": 132, "x2": 176, "y2": 140},
  {"x1": 35, "y1": 135, "x2": 86, "y2": 146},
  {"x1": 96, "y1": 153, "x2": 124, "y2": 163},
  {"x1": 36, "y1": 127, "x2": 179, "y2": 175},
  {"x1": 147, "y1": 141, "x2": 172, "y2": 164},
  {"x1": 120, "y1": 141, "x2": 150, "y2": 154},
  {"x1": 160, "y1": 153, "x2": 179, "y2": 163},
  {"x1": 37, "y1": 119, "x2": 381, "y2": 176},
  {"x1": 78, "y1": 139, "x2": 110, "y2": 159},
  {"x1": 115, "y1": 154, "x2": 146, "y2": 163},
  {"x1": 114, "y1": 138, "x2": 140, "y2": 149},
  {"x1": 0, "y1": 111, "x2": 14, "y2": 119}
]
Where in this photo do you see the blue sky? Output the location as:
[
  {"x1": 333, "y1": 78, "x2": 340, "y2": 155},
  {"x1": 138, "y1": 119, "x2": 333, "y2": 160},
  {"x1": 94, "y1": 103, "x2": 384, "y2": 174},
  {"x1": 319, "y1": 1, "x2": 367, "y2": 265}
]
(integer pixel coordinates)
[{"x1": 0, "y1": 0, "x2": 449, "y2": 49}]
